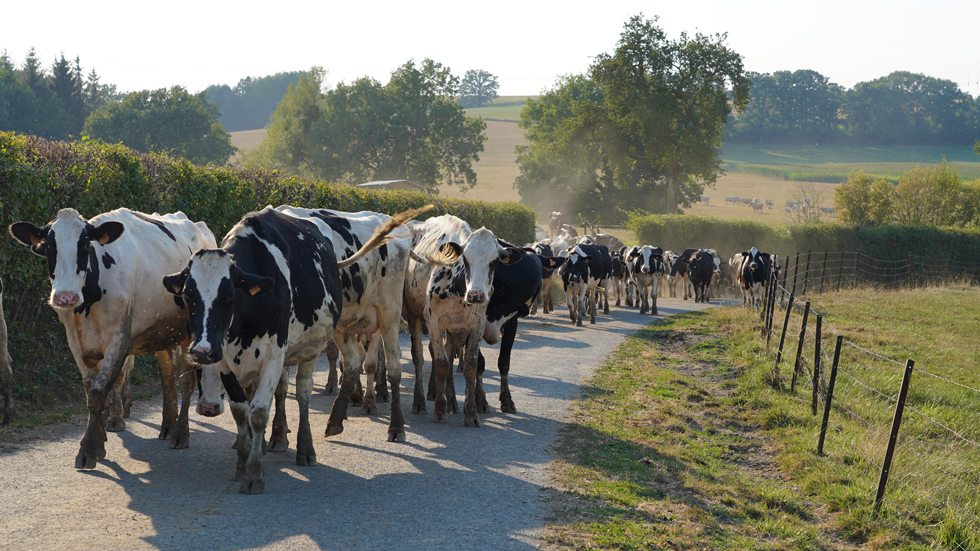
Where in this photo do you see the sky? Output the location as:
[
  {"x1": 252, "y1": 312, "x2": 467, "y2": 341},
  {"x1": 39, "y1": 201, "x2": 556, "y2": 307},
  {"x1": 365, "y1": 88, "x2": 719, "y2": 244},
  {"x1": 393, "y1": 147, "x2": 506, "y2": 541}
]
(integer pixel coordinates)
[{"x1": 4, "y1": 0, "x2": 980, "y2": 98}]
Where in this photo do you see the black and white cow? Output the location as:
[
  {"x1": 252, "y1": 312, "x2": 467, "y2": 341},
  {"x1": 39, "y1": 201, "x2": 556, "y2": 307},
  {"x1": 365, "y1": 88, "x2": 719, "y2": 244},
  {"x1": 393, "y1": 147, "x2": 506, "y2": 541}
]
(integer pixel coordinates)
[
  {"x1": 628, "y1": 245, "x2": 667, "y2": 314},
  {"x1": 411, "y1": 217, "x2": 523, "y2": 427},
  {"x1": 560, "y1": 243, "x2": 611, "y2": 326},
  {"x1": 609, "y1": 249, "x2": 629, "y2": 307},
  {"x1": 163, "y1": 206, "x2": 412, "y2": 493},
  {"x1": 732, "y1": 247, "x2": 773, "y2": 308},
  {"x1": 668, "y1": 248, "x2": 698, "y2": 300},
  {"x1": 529, "y1": 241, "x2": 560, "y2": 314},
  {"x1": 688, "y1": 249, "x2": 715, "y2": 303},
  {"x1": 10, "y1": 208, "x2": 216, "y2": 467},
  {"x1": 0, "y1": 277, "x2": 13, "y2": 425}
]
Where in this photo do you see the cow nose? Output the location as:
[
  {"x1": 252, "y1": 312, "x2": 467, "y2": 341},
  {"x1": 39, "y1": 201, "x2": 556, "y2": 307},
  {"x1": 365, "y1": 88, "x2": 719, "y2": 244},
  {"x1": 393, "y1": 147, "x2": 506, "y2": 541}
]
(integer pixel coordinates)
[
  {"x1": 53, "y1": 290, "x2": 79, "y2": 307},
  {"x1": 641, "y1": 267, "x2": 650, "y2": 274},
  {"x1": 465, "y1": 291, "x2": 486, "y2": 304},
  {"x1": 190, "y1": 345, "x2": 219, "y2": 364},
  {"x1": 196, "y1": 400, "x2": 222, "y2": 417}
]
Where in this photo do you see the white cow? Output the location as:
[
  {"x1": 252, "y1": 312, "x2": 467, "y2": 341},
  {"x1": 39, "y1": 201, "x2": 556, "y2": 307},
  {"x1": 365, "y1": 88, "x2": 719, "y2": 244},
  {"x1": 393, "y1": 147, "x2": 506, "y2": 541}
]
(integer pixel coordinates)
[{"x1": 10, "y1": 208, "x2": 216, "y2": 468}]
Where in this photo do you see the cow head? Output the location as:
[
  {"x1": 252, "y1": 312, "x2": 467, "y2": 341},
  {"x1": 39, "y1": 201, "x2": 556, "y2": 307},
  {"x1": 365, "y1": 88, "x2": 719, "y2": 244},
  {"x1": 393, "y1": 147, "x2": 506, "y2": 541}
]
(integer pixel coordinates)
[
  {"x1": 163, "y1": 249, "x2": 274, "y2": 364},
  {"x1": 630, "y1": 245, "x2": 663, "y2": 276},
  {"x1": 439, "y1": 229, "x2": 521, "y2": 305},
  {"x1": 561, "y1": 245, "x2": 593, "y2": 284},
  {"x1": 9, "y1": 209, "x2": 124, "y2": 310}
]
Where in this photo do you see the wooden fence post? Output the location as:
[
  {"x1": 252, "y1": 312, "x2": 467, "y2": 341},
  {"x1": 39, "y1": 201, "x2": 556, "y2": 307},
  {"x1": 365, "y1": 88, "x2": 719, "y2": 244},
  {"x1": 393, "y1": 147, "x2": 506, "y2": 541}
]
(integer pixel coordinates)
[
  {"x1": 791, "y1": 252, "x2": 801, "y2": 297},
  {"x1": 819, "y1": 251, "x2": 829, "y2": 294},
  {"x1": 817, "y1": 336, "x2": 843, "y2": 456},
  {"x1": 853, "y1": 252, "x2": 860, "y2": 289},
  {"x1": 908, "y1": 253, "x2": 914, "y2": 289},
  {"x1": 874, "y1": 359, "x2": 915, "y2": 514},
  {"x1": 837, "y1": 252, "x2": 845, "y2": 292},
  {"x1": 773, "y1": 293, "x2": 795, "y2": 388},
  {"x1": 812, "y1": 314, "x2": 822, "y2": 415},
  {"x1": 791, "y1": 301, "x2": 811, "y2": 392},
  {"x1": 765, "y1": 269, "x2": 778, "y2": 346}
]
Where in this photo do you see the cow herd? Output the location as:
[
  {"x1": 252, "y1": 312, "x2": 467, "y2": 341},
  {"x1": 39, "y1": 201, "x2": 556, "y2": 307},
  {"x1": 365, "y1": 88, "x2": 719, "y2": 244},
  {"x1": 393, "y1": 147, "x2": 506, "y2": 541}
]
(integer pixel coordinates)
[{"x1": 3, "y1": 205, "x2": 774, "y2": 494}]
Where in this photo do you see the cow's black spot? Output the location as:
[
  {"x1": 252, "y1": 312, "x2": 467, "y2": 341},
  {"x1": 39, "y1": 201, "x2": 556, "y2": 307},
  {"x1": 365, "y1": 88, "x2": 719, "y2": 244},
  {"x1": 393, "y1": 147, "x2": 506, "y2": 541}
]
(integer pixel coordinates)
[
  {"x1": 101, "y1": 252, "x2": 116, "y2": 270},
  {"x1": 255, "y1": 349, "x2": 260, "y2": 358},
  {"x1": 381, "y1": 266, "x2": 386, "y2": 278},
  {"x1": 133, "y1": 212, "x2": 177, "y2": 242}
]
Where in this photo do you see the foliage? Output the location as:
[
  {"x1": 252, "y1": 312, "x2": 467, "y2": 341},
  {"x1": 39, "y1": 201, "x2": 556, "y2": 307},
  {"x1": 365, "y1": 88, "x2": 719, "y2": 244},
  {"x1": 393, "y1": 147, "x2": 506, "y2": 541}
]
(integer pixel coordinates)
[
  {"x1": 457, "y1": 69, "x2": 499, "y2": 108},
  {"x1": 82, "y1": 86, "x2": 236, "y2": 166},
  {"x1": 833, "y1": 170, "x2": 895, "y2": 226},
  {"x1": 204, "y1": 71, "x2": 305, "y2": 132},
  {"x1": 244, "y1": 61, "x2": 487, "y2": 194}
]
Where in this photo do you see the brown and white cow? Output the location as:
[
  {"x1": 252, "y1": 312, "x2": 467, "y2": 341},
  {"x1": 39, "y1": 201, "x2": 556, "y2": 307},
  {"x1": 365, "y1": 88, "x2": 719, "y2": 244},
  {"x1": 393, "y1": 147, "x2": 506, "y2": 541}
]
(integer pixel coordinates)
[
  {"x1": 10, "y1": 208, "x2": 216, "y2": 468},
  {"x1": 547, "y1": 212, "x2": 565, "y2": 239},
  {"x1": 0, "y1": 277, "x2": 13, "y2": 425}
]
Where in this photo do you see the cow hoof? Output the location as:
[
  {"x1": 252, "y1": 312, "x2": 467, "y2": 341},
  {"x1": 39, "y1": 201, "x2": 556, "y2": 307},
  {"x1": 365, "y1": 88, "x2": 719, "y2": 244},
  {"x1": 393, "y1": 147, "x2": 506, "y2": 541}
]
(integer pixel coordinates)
[
  {"x1": 412, "y1": 402, "x2": 427, "y2": 414},
  {"x1": 158, "y1": 426, "x2": 175, "y2": 440},
  {"x1": 500, "y1": 403, "x2": 517, "y2": 414},
  {"x1": 361, "y1": 404, "x2": 377, "y2": 415},
  {"x1": 74, "y1": 452, "x2": 98, "y2": 470},
  {"x1": 388, "y1": 428, "x2": 406, "y2": 442},
  {"x1": 323, "y1": 384, "x2": 336, "y2": 395},
  {"x1": 170, "y1": 435, "x2": 190, "y2": 450},
  {"x1": 325, "y1": 422, "x2": 344, "y2": 437},
  {"x1": 433, "y1": 412, "x2": 449, "y2": 423},
  {"x1": 105, "y1": 418, "x2": 125, "y2": 432},
  {"x1": 464, "y1": 416, "x2": 481, "y2": 428},
  {"x1": 268, "y1": 440, "x2": 289, "y2": 453},
  {"x1": 296, "y1": 453, "x2": 317, "y2": 466},
  {"x1": 240, "y1": 476, "x2": 265, "y2": 495}
]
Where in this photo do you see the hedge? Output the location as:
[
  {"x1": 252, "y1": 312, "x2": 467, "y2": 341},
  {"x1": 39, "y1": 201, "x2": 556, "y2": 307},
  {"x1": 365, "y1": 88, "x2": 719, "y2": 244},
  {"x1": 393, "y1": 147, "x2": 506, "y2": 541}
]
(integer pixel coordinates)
[
  {"x1": 0, "y1": 132, "x2": 535, "y2": 415},
  {"x1": 627, "y1": 213, "x2": 980, "y2": 266}
]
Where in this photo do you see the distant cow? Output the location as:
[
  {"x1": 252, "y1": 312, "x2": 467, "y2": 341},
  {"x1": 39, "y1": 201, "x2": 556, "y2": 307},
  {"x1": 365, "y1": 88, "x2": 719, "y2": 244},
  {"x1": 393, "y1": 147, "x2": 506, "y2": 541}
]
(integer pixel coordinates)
[
  {"x1": 732, "y1": 247, "x2": 773, "y2": 308},
  {"x1": 740, "y1": 197, "x2": 753, "y2": 206},
  {"x1": 547, "y1": 212, "x2": 565, "y2": 238},
  {"x1": 688, "y1": 250, "x2": 715, "y2": 303},
  {"x1": 0, "y1": 277, "x2": 12, "y2": 425},
  {"x1": 821, "y1": 207, "x2": 836, "y2": 217},
  {"x1": 628, "y1": 245, "x2": 667, "y2": 314},
  {"x1": 765, "y1": 199, "x2": 774, "y2": 210},
  {"x1": 11, "y1": 208, "x2": 217, "y2": 468},
  {"x1": 700, "y1": 195, "x2": 710, "y2": 206},
  {"x1": 786, "y1": 201, "x2": 800, "y2": 210},
  {"x1": 751, "y1": 201, "x2": 764, "y2": 214},
  {"x1": 725, "y1": 196, "x2": 739, "y2": 206}
]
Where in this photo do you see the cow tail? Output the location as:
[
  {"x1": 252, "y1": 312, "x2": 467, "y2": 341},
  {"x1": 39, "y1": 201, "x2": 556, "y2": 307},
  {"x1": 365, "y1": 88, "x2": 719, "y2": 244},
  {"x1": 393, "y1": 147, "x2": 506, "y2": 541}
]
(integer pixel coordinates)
[{"x1": 338, "y1": 205, "x2": 434, "y2": 269}]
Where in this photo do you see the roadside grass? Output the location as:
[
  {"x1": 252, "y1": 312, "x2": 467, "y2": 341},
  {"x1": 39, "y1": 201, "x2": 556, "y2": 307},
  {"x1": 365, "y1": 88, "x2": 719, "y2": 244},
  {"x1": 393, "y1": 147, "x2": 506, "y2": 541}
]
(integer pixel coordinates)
[{"x1": 547, "y1": 287, "x2": 980, "y2": 550}]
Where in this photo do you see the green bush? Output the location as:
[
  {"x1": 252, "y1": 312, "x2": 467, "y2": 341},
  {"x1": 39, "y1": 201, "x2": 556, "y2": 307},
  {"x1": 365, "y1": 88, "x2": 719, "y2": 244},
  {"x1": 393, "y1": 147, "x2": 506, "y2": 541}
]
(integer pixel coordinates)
[{"x1": 0, "y1": 131, "x2": 535, "y2": 416}]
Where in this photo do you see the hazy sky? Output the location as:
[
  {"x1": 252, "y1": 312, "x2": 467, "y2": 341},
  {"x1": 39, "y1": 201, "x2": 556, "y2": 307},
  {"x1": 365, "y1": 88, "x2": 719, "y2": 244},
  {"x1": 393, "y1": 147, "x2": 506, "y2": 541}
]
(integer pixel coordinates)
[{"x1": 5, "y1": 0, "x2": 979, "y2": 98}]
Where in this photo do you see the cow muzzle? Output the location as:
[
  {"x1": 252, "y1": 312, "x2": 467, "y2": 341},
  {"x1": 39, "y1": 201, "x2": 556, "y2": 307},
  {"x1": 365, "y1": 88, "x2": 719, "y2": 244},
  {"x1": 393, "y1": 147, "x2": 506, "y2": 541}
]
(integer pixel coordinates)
[
  {"x1": 465, "y1": 290, "x2": 486, "y2": 304},
  {"x1": 51, "y1": 290, "x2": 79, "y2": 308},
  {"x1": 190, "y1": 345, "x2": 221, "y2": 365},
  {"x1": 196, "y1": 400, "x2": 223, "y2": 417},
  {"x1": 641, "y1": 267, "x2": 650, "y2": 274}
]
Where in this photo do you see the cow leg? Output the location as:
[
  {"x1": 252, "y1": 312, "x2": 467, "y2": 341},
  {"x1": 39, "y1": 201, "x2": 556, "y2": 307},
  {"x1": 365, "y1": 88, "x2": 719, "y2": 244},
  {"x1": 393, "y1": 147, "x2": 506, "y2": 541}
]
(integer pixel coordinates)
[
  {"x1": 602, "y1": 281, "x2": 610, "y2": 314},
  {"x1": 105, "y1": 356, "x2": 132, "y2": 432},
  {"x1": 497, "y1": 315, "x2": 519, "y2": 413},
  {"x1": 294, "y1": 358, "x2": 317, "y2": 466},
  {"x1": 461, "y1": 335, "x2": 483, "y2": 428},
  {"x1": 651, "y1": 278, "x2": 660, "y2": 315},
  {"x1": 429, "y1": 326, "x2": 452, "y2": 423},
  {"x1": 230, "y1": 400, "x2": 250, "y2": 482},
  {"x1": 443, "y1": 340, "x2": 460, "y2": 413},
  {"x1": 476, "y1": 351, "x2": 490, "y2": 413},
  {"x1": 408, "y1": 313, "x2": 427, "y2": 414},
  {"x1": 268, "y1": 367, "x2": 290, "y2": 452},
  {"x1": 120, "y1": 358, "x2": 132, "y2": 418},
  {"x1": 543, "y1": 276, "x2": 553, "y2": 313},
  {"x1": 374, "y1": 341, "x2": 390, "y2": 403},
  {"x1": 75, "y1": 320, "x2": 133, "y2": 469},
  {"x1": 361, "y1": 335, "x2": 382, "y2": 415},
  {"x1": 426, "y1": 340, "x2": 438, "y2": 401},
  {"x1": 322, "y1": 340, "x2": 340, "y2": 394},
  {"x1": 381, "y1": 324, "x2": 405, "y2": 442},
  {"x1": 640, "y1": 285, "x2": 649, "y2": 315},
  {"x1": 151, "y1": 348, "x2": 178, "y2": 440},
  {"x1": 326, "y1": 336, "x2": 367, "y2": 436},
  {"x1": 171, "y1": 349, "x2": 195, "y2": 450},
  {"x1": 240, "y1": 364, "x2": 280, "y2": 494}
]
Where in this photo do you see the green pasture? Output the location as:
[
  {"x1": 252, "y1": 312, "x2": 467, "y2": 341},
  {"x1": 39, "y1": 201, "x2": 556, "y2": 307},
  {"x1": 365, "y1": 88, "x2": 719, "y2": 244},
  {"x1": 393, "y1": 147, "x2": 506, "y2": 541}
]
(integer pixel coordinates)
[
  {"x1": 463, "y1": 96, "x2": 535, "y2": 122},
  {"x1": 721, "y1": 143, "x2": 980, "y2": 183}
]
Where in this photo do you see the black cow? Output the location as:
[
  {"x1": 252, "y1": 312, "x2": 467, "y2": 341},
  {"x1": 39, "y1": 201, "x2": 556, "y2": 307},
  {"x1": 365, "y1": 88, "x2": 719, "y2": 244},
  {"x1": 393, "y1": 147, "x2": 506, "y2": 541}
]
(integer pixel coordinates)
[
  {"x1": 163, "y1": 206, "x2": 408, "y2": 493},
  {"x1": 529, "y1": 242, "x2": 561, "y2": 314},
  {"x1": 688, "y1": 249, "x2": 715, "y2": 303},
  {"x1": 670, "y1": 248, "x2": 698, "y2": 300}
]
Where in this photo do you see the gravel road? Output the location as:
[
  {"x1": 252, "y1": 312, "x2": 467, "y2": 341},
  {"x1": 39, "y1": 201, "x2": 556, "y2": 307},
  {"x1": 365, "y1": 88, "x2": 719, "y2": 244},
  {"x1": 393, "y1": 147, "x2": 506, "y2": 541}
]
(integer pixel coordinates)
[{"x1": 0, "y1": 298, "x2": 721, "y2": 551}]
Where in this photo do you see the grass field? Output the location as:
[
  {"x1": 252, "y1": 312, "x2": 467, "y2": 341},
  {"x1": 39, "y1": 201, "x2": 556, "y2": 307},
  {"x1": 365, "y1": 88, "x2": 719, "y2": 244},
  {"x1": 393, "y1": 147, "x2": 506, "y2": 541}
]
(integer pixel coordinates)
[
  {"x1": 228, "y1": 97, "x2": 980, "y2": 229},
  {"x1": 546, "y1": 286, "x2": 980, "y2": 550}
]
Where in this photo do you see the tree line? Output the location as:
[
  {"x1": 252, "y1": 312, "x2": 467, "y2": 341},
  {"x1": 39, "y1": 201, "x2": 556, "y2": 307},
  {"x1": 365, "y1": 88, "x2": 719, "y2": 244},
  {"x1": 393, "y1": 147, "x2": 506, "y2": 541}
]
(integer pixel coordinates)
[{"x1": 725, "y1": 69, "x2": 980, "y2": 146}]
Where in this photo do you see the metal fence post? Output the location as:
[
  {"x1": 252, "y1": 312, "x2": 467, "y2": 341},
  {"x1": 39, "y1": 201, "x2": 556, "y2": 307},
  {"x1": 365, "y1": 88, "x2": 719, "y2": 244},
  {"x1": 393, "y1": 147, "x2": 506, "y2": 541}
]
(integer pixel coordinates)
[
  {"x1": 773, "y1": 293, "x2": 795, "y2": 388},
  {"x1": 791, "y1": 301, "x2": 811, "y2": 392},
  {"x1": 791, "y1": 252, "x2": 801, "y2": 296},
  {"x1": 818, "y1": 335, "x2": 844, "y2": 456},
  {"x1": 874, "y1": 359, "x2": 915, "y2": 514},
  {"x1": 802, "y1": 251, "x2": 813, "y2": 295}
]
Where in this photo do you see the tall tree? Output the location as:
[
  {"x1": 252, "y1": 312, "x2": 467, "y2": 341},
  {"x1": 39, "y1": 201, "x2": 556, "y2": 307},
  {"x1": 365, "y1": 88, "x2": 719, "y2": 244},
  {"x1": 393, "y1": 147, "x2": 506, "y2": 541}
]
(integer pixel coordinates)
[
  {"x1": 458, "y1": 69, "x2": 499, "y2": 108},
  {"x1": 245, "y1": 61, "x2": 486, "y2": 193},
  {"x1": 726, "y1": 70, "x2": 844, "y2": 143},
  {"x1": 49, "y1": 54, "x2": 86, "y2": 136},
  {"x1": 83, "y1": 68, "x2": 117, "y2": 113},
  {"x1": 204, "y1": 71, "x2": 305, "y2": 131},
  {"x1": 83, "y1": 86, "x2": 236, "y2": 165},
  {"x1": 591, "y1": 15, "x2": 750, "y2": 213}
]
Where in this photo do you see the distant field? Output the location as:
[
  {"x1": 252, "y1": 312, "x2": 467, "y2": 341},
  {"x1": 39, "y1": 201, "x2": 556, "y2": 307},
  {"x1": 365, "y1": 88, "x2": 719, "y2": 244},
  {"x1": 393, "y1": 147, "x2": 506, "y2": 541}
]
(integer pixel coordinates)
[{"x1": 230, "y1": 99, "x2": 980, "y2": 228}]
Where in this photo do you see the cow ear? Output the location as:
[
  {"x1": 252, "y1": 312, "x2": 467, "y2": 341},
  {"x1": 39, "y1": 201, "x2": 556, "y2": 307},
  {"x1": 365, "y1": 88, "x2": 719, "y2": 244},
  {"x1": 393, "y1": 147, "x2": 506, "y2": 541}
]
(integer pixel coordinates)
[
  {"x1": 234, "y1": 270, "x2": 274, "y2": 297},
  {"x1": 582, "y1": 255, "x2": 593, "y2": 263},
  {"x1": 547, "y1": 256, "x2": 566, "y2": 268},
  {"x1": 162, "y1": 267, "x2": 189, "y2": 295},
  {"x1": 439, "y1": 242, "x2": 463, "y2": 262},
  {"x1": 499, "y1": 247, "x2": 524, "y2": 265},
  {"x1": 9, "y1": 222, "x2": 49, "y2": 251},
  {"x1": 89, "y1": 221, "x2": 124, "y2": 245}
]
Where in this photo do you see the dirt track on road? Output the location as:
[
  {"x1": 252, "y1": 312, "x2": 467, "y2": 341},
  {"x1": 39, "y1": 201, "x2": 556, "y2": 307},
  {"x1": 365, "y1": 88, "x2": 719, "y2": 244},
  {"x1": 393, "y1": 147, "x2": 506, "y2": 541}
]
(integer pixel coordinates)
[{"x1": 0, "y1": 298, "x2": 722, "y2": 551}]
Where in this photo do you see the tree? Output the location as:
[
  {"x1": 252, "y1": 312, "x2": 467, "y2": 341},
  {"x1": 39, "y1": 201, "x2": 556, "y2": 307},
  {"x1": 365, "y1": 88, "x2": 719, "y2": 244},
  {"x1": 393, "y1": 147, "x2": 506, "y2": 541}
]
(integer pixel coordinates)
[
  {"x1": 726, "y1": 70, "x2": 844, "y2": 144},
  {"x1": 204, "y1": 71, "x2": 305, "y2": 131},
  {"x1": 834, "y1": 170, "x2": 894, "y2": 226},
  {"x1": 49, "y1": 54, "x2": 86, "y2": 135},
  {"x1": 83, "y1": 68, "x2": 117, "y2": 113},
  {"x1": 590, "y1": 15, "x2": 750, "y2": 214},
  {"x1": 892, "y1": 161, "x2": 962, "y2": 225},
  {"x1": 245, "y1": 61, "x2": 486, "y2": 193},
  {"x1": 781, "y1": 182, "x2": 829, "y2": 224},
  {"x1": 458, "y1": 69, "x2": 499, "y2": 108},
  {"x1": 83, "y1": 86, "x2": 236, "y2": 165}
]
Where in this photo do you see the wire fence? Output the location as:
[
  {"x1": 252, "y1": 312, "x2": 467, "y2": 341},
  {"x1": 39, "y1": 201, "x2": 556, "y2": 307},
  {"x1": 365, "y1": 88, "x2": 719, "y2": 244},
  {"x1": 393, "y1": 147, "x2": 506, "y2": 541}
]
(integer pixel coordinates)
[{"x1": 752, "y1": 251, "x2": 980, "y2": 550}]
